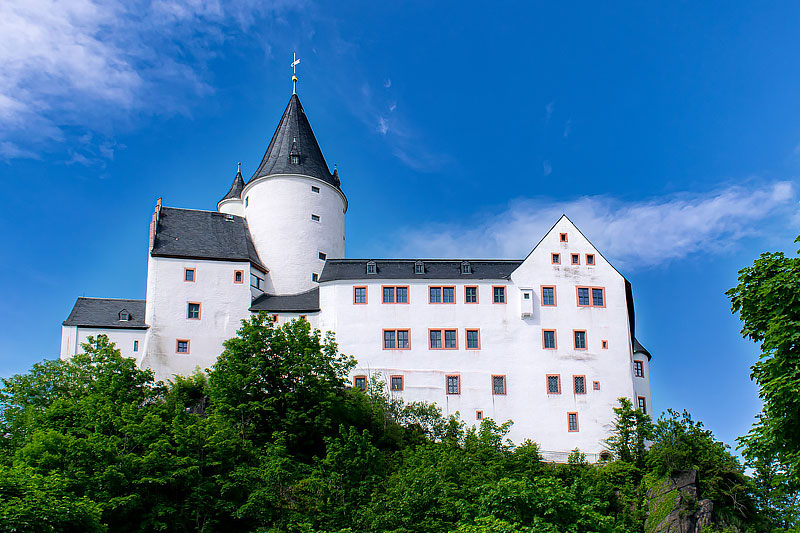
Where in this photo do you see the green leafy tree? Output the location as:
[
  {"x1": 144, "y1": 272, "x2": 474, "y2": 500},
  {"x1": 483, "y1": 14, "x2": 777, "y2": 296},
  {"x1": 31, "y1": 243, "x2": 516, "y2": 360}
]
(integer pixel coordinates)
[
  {"x1": 604, "y1": 397, "x2": 652, "y2": 467},
  {"x1": 727, "y1": 237, "x2": 800, "y2": 529}
]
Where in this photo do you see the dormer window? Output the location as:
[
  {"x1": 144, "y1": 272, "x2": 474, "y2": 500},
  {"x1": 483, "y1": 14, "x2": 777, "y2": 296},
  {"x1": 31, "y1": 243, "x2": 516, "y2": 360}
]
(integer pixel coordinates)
[
  {"x1": 460, "y1": 261, "x2": 471, "y2": 275},
  {"x1": 289, "y1": 137, "x2": 301, "y2": 165},
  {"x1": 119, "y1": 310, "x2": 131, "y2": 322},
  {"x1": 414, "y1": 261, "x2": 424, "y2": 275},
  {"x1": 366, "y1": 261, "x2": 377, "y2": 275}
]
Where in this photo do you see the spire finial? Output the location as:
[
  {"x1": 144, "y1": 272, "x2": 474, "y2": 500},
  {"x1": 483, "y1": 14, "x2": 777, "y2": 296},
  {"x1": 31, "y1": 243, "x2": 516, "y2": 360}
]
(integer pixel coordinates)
[
  {"x1": 291, "y1": 53, "x2": 300, "y2": 95},
  {"x1": 237, "y1": 161, "x2": 241, "y2": 174}
]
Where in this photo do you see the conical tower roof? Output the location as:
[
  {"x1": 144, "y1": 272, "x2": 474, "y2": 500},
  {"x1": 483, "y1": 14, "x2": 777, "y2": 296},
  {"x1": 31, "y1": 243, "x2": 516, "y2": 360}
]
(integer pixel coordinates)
[
  {"x1": 250, "y1": 94, "x2": 340, "y2": 189},
  {"x1": 219, "y1": 164, "x2": 246, "y2": 204}
]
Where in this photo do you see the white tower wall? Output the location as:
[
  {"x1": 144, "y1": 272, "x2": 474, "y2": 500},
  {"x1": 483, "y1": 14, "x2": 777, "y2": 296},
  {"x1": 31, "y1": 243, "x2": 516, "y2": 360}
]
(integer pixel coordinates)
[
  {"x1": 217, "y1": 199, "x2": 244, "y2": 217},
  {"x1": 243, "y1": 174, "x2": 346, "y2": 294}
]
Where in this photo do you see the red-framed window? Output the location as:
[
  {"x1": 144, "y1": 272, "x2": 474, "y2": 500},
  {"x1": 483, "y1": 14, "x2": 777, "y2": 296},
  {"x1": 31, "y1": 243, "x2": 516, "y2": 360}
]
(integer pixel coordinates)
[
  {"x1": 576, "y1": 286, "x2": 606, "y2": 307},
  {"x1": 492, "y1": 375, "x2": 507, "y2": 395},
  {"x1": 568, "y1": 412, "x2": 579, "y2": 432},
  {"x1": 573, "y1": 375, "x2": 586, "y2": 394},
  {"x1": 390, "y1": 375, "x2": 404, "y2": 391},
  {"x1": 541, "y1": 285, "x2": 557, "y2": 306},
  {"x1": 571, "y1": 253, "x2": 580, "y2": 265},
  {"x1": 382, "y1": 285, "x2": 409, "y2": 303},
  {"x1": 353, "y1": 375, "x2": 367, "y2": 390},
  {"x1": 353, "y1": 286, "x2": 368, "y2": 304},
  {"x1": 187, "y1": 302, "x2": 201, "y2": 320},
  {"x1": 542, "y1": 329, "x2": 557, "y2": 349},
  {"x1": 429, "y1": 286, "x2": 456, "y2": 304},
  {"x1": 551, "y1": 253, "x2": 561, "y2": 264},
  {"x1": 465, "y1": 285, "x2": 479, "y2": 303},
  {"x1": 383, "y1": 329, "x2": 411, "y2": 350},
  {"x1": 546, "y1": 374, "x2": 561, "y2": 394},
  {"x1": 176, "y1": 339, "x2": 190, "y2": 354},
  {"x1": 429, "y1": 328, "x2": 458, "y2": 349},
  {"x1": 573, "y1": 330, "x2": 588, "y2": 350},
  {"x1": 446, "y1": 375, "x2": 461, "y2": 395},
  {"x1": 637, "y1": 396, "x2": 647, "y2": 414},
  {"x1": 586, "y1": 254, "x2": 595, "y2": 265},
  {"x1": 634, "y1": 360, "x2": 645, "y2": 378},
  {"x1": 465, "y1": 329, "x2": 481, "y2": 349},
  {"x1": 234, "y1": 270, "x2": 244, "y2": 283},
  {"x1": 184, "y1": 268, "x2": 196, "y2": 282},
  {"x1": 560, "y1": 233, "x2": 568, "y2": 242}
]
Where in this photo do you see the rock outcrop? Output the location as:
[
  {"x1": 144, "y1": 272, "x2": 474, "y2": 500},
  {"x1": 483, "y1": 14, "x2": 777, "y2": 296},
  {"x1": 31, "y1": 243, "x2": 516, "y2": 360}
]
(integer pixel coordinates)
[{"x1": 645, "y1": 470, "x2": 717, "y2": 532}]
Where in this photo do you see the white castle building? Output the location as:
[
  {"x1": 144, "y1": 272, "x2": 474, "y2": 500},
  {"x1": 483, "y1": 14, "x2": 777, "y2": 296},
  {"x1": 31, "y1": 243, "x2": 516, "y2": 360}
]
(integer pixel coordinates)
[{"x1": 61, "y1": 80, "x2": 652, "y2": 457}]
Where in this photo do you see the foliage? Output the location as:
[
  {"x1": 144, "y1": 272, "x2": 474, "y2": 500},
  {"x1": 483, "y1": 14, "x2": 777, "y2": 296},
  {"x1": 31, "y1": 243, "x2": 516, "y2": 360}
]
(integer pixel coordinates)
[
  {"x1": 727, "y1": 237, "x2": 800, "y2": 529},
  {"x1": 0, "y1": 315, "x2": 772, "y2": 531}
]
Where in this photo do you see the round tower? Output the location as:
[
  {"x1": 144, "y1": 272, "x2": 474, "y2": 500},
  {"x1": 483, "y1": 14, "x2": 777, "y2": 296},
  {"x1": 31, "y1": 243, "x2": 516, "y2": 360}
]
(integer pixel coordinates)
[
  {"x1": 217, "y1": 163, "x2": 245, "y2": 216},
  {"x1": 241, "y1": 91, "x2": 347, "y2": 295}
]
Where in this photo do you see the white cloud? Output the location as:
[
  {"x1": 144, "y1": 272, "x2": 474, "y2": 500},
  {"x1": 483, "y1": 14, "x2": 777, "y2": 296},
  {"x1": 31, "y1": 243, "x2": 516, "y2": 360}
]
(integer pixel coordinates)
[
  {"x1": 393, "y1": 181, "x2": 798, "y2": 269},
  {"x1": 0, "y1": 0, "x2": 297, "y2": 161},
  {"x1": 377, "y1": 116, "x2": 389, "y2": 135},
  {"x1": 544, "y1": 101, "x2": 554, "y2": 122},
  {"x1": 542, "y1": 160, "x2": 552, "y2": 176},
  {"x1": 384, "y1": 78, "x2": 392, "y2": 88}
]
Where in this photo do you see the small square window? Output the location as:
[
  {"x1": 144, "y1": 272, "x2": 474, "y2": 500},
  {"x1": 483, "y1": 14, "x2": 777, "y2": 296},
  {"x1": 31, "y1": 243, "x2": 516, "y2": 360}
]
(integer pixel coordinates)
[
  {"x1": 390, "y1": 375, "x2": 404, "y2": 391},
  {"x1": 319, "y1": 252, "x2": 327, "y2": 260},
  {"x1": 543, "y1": 330, "x2": 556, "y2": 349},
  {"x1": 574, "y1": 330, "x2": 587, "y2": 350},
  {"x1": 187, "y1": 302, "x2": 201, "y2": 319},
  {"x1": 465, "y1": 286, "x2": 478, "y2": 303},
  {"x1": 446, "y1": 375, "x2": 460, "y2": 395},
  {"x1": 311, "y1": 186, "x2": 320, "y2": 193},
  {"x1": 571, "y1": 254, "x2": 580, "y2": 265},
  {"x1": 551, "y1": 253, "x2": 560, "y2": 264},
  {"x1": 560, "y1": 233, "x2": 568, "y2": 242},
  {"x1": 354, "y1": 376, "x2": 366, "y2": 390},
  {"x1": 476, "y1": 410, "x2": 483, "y2": 421},
  {"x1": 602, "y1": 340, "x2": 608, "y2": 349},
  {"x1": 133, "y1": 340, "x2": 139, "y2": 352},
  {"x1": 492, "y1": 375, "x2": 506, "y2": 395},
  {"x1": 312, "y1": 273, "x2": 319, "y2": 282},
  {"x1": 299, "y1": 315, "x2": 307, "y2": 320},
  {"x1": 176, "y1": 339, "x2": 189, "y2": 354},
  {"x1": 593, "y1": 380, "x2": 600, "y2": 390},
  {"x1": 568, "y1": 412, "x2": 579, "y2": 432},
  {"x1": 547, "y1": 375, "x2": 561, "y2": 394},
  {"x1": 311, "y1": 214, "x2": 321, "y2": 222},
  {"x1": 493, "y1": 286, "x2": 506, "y2": 303},
  {"x1": 184, "y1": 268, "x2": 195, "y2": 282},
  {"x1": 271, "y1": 314, "x2": 278, "y2": 322},
  {"x1": 586, "y1": 254, "x2": 595, "y2": 265},
  {"x1": 353, "y1": 286, "x2": 367, "y2": 304}
]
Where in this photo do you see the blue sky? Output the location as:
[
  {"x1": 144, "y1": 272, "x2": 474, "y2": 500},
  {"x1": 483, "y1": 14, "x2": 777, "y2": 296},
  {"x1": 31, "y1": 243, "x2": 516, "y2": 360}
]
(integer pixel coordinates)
[{"x1": 1, "y1": 0, "x2": 799, "y2": 450}]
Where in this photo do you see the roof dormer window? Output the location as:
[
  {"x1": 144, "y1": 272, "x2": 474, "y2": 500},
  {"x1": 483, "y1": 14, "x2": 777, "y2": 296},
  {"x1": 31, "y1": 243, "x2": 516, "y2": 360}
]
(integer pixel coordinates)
[
  {"x1": 119, "y1": 310, "x2": 131, "y2": 321},
  {"x1": 460, "y1": 261, "x2": 471, "y2": 275},
  {"x1": 366, "y1": 261, "x2": 377, "y2": 275},
  {"x1": 414, "y1": 261, "x2": 424, "y2": 275},
  {"x1": 289, "y1": 137, "x2": 301, "y2": 165}
]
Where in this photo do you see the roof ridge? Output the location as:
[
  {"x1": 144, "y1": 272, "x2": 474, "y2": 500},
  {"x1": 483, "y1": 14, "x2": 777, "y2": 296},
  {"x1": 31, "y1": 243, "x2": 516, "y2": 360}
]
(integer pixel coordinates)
[
  {"x1": 161, "y1": 205, "x2": 242, "y2": 217},
  {"x1": 77, "y1": 297, "x2": 145, "y2": 301},
  {"x1": 326, "y1": 258, "x2": 523, "y2": 262}
]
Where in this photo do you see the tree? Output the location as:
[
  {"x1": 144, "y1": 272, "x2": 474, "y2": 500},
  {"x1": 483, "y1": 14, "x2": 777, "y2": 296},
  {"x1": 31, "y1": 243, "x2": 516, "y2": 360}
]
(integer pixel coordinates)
[
  {"x1": 727, "y1": 238, "x2": 800, "y2": 528},
  {"x1": 604, "y1": 397, "x2": 652, "y2": 467}
]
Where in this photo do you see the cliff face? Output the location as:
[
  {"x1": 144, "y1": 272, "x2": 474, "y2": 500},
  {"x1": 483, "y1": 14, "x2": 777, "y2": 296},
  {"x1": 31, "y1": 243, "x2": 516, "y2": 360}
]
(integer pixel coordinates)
[{"x1": 645, "y1": 470, "x2": 717, "y2": 533}]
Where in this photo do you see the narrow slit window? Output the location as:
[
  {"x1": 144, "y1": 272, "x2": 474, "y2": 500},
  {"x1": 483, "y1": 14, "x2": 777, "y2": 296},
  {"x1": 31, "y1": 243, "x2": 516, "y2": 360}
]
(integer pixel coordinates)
[
  {"x1": 311, "y1": 214, "x2": 320, "y2": 222},
  {"x1": 133, "y1": 340, "x2": 139, "y2": 352},
  {"x1": 312, "y1": 273, "x2": 319, "y2": 282}
]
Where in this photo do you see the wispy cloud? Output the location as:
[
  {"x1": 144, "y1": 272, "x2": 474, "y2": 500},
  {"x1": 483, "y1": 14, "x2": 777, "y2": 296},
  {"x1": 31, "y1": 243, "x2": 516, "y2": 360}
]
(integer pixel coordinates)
[
  {"x1": 544, "y1": 101, "x2": 554, "y2": 123},
  {"x1": 393, "y1": 181, "x2": 798, "y2": 269},
  {"x1": 0, "y1": 0, "x2": 298, "y2": 162},
  {"x1": 542, "y1": 160, "x2": 552, "y2": 176}
]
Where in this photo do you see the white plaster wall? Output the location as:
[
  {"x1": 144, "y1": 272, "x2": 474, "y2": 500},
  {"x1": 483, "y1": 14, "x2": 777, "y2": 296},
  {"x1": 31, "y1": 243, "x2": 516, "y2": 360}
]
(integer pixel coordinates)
[
  {"x1": 142, "y1": 256, "x2": 253, "y2": 381},
  {"x1": 217, "y1": 198, "x2": 244, "y2": 217},
  {"x1": 317, "y1": 216, "x2": 648, "y2": 455},
  {"x1": 60, "y1": 326, "x2": 146, "y2": 361},
  {"x1": 243, "y1": 175, "x2": 345, "y2": 295}
]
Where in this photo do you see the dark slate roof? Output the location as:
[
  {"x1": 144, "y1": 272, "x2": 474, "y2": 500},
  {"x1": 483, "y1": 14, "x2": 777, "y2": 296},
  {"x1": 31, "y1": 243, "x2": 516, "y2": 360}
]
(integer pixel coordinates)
[
  {"x1": 633, "y1": 338, "x2": 651, "y2": 360},
  {"x1": 249, "y1": 94, "x2": 340, "y2": 189},
  {"x1": 151, "y1": 207, "x2": 266, "y2": 270},
  {"x1": 250, "y1": 288, "x2": 320, "y2": 312},
  {"x1": 318, "y1": 260, "x2": 523, "y2": 282},
  {"x1": 219, "y1": 169, "x2": 245, "y2": 204},
  {"x1": 63, "y1": 298, "x2": 148, "y2": 329}
]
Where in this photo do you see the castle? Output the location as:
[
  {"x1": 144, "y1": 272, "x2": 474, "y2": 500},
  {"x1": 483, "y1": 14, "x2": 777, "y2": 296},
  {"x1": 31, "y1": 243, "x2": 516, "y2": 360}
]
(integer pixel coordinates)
[{"x1": 61, "y1": 76, "x2": 652, "y2": 457}]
